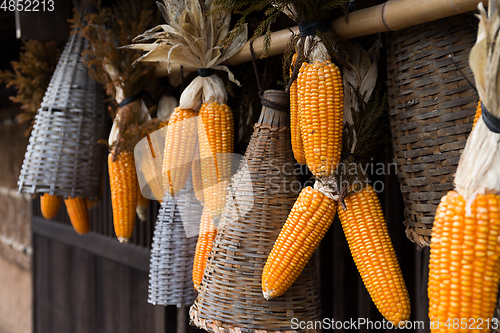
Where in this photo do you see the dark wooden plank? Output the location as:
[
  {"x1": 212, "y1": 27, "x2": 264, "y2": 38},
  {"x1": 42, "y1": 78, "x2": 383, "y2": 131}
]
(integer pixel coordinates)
[
  {"x1": 98, "y1": 258, "x2": 122, "y2": 333},
  {"x1": 71, "y1": 248, "x2": 97, "y2": 333},
  {"x1": 34, "y1": 235, "x2": 52, "y2": 333},
  {"x1": 332, "y1": 215, "x2": 346, "y2": 332},
  {"x1": 50, "y1": 241, "x2": 71, "y2": 333},
  {"x1": 165, "y1": 306, "x2": 178, "y2": 333},
  {"x1": 33, "y1": 217, "x2": 150, "y2": 272}
]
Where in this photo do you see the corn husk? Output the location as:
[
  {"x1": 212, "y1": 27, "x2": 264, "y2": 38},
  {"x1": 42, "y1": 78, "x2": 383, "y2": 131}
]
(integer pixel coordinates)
[
  {"x1": 455, "y1": 1, "x2": 500, "y2": 211},
  {"x1": 128, "y1": 0, "x2": 247, "y2": 110},
  {"x1": 157, "y1": 95, "x2": 178, "y2": 123}
]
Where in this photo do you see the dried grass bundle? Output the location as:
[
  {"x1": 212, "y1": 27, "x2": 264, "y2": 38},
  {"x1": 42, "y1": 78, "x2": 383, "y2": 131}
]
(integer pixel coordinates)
[
  {"x1": 0, "y1": 40, "x2": 60, "y2": 130},
  {"x1": 128, "y1": 0, "x2": 247, "y2": 110}
]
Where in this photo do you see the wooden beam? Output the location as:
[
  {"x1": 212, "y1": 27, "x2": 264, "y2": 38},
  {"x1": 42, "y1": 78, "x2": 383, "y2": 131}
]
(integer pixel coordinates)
[
  {"x1": 33, "y1": 217, "x2": 150, "y2": 272},
  {"x1": 154, "y1": 0, "x2": 482, "y2": 76}
]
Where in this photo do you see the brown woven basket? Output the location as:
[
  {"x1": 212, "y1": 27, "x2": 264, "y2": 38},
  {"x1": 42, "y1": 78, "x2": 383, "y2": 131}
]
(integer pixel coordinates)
[
  {"x1": 190, "y1": 90, "x2": 322, "y2": 333},
  {"x1": 148, "y1": 177, "x2": 201, "y2": 307},
  {"x1": 17, "y1": 32, "x2": 105, "y2": 199},
  {"x1": 386, "y1": 13, "x2": 478, "y2": 248}
]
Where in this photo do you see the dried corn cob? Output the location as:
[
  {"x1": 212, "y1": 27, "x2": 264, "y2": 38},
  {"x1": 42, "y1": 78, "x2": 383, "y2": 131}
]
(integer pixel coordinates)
[
  {"x1": 192, "y1": 143, "x2": 204, "y2": 204},
  {"x1": 86, "y1": 197, "x2": 99, "y2": 210},
  {"x1": 40, "y1": 193, "x2": 62, "y2": 219},
  {"x1": 163, "y1": 107, "x2": 198, "y2": 196},
  {"x1": 108, "y1": 151, "x2": 138, "y2": 243},
  {"x1": 64, "y1": 197, "x2": 90, "y2": 235},
  {"x1": 338, "y1": 184, "x2": 410, "y2": 325},
  {"x1": 473, "y1": 100, "x2": 482, "y2": 130},
  {"x1": 136, "y1": 186, "x2": 149, "y2": 222},
  {"x1": 197, "y1": 102, "x2": 233, "y2": 219},
  {"x1": 262, "y1": 186, "x2": 337, "y2": 299},
  {"x1": 428, "y1": 191, "x2": 500, "y2": 331},
  {"x1": 193, "y1": 207, "x2": 217, "y2": 290},
  {"x1": 298, "y1": 60, "x2": 343, "y2": 177},
  {"x1": 290, "y1": 53, "x2": 306, "y2": 165}
]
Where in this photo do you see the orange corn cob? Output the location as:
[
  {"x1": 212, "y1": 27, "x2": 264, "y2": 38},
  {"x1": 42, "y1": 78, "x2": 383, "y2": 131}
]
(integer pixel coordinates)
[
  {"x1": 40, "y1": 193, "x2": 62, "y2": 219},
  {"x1": 290, "y1": 53, "x2": 306, "y2": 165},
  {"x1": 338, "y1": 184, "x2": 410, "y2": 325},
  {"x1": 192, "y1": 207, "x2": 217, "y2": 290},
  {"x1": 108, "y1": 151, "x2": 138, "y2": 243},
  {"x1": 136, "y1": 185, "x2": 149, "y2": 222},
  {"x1": 163, "y1": 107, "x2": 198, "y2": 196},
  {"x1": 298, "y1": 60, "x2": 343, "y2": 177},
  {"x1": 64, "y1": 197, "x2": 90, "y2": 235},
  {"x1": 197, "y1": 102, "x2": 233, "y2": 220},
  {"x1": 86, "y1": 197, "x2": 99, "y2": 210},
  {"x1": 428, "y1": 191, "x2": 500, "y2": 331},
  {"x1": 262, "y1": 186, "x2": 337, "y2": 299},
  {"x1": 473, "y1": 100, "x2": 482, "y2": 130},
  {"x1": 192, "y1": 143, "x2": 204, "y2": 204}
]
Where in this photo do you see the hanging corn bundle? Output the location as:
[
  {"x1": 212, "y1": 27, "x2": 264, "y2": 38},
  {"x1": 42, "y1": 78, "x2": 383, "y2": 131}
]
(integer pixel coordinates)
[
  {"x1": 17, "y1": 31, "x2": 106, "y2": 235},
  {"x1": 130, "y1": 0, "x2": 247, "y2": 287},
  {"x1": 190, "y1": 90, "x2": 322, "y2": 333},
  {"x1": 73, "y1": 1, "x2": 160, "y2": 242},
  {"x1": 250, "y1": 0, "x2": 348, "y2": 299},
  {"x1": 428, "y1": 2, "x2": 500, "y2": 329}
]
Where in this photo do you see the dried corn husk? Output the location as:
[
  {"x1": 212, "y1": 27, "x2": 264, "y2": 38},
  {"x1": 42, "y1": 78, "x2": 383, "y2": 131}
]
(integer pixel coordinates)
[
  {"x1": 157, "y1": 95, "x2": 178, "y2": 123},
  {"x1": 455, "y1": 1, "x2": 500, "y2": 211},
  {"x1": 128, "y1": 0, "x2": 247, "y2": 110}
]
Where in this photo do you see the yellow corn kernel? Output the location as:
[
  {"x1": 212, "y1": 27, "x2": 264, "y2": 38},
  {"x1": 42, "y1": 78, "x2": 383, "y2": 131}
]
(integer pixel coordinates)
[
  {"x1": 428, "y1": 191, "x2": 500, "y2": 331},
  {"x1": 108, "y1": 151, "x2": 138, "y2": 243},
  {"x1": 193, "y1": 207, "x2": 217, "y2": 291},
  {"x1": 473, "y1": 100, "x2": 482, "y2": 130},
  {"x1": 163, "y1": 107, "x2": 198, "y2": 196},
  {"x1": 338, "y1": 184, "x2": 410, "y2": 325},
  {"x1": 290, "y1": 53, "x2": 306, "y2": 165},
  {"x1": 262, "y1": 186, "x2": 337, "y2": 299},
  {"x1": 299, "y1": 60, "x2": 343, "y2": 177},
  {"x1": 40, "y1": 193, "x2": 62, "y2": 219},
  {"x1": 64, "y1": 197, "x2": 90, "y2": 235},
  {"x1": 197, "y1": 102, "x2": 233, "y2": 220},
  {"x1": 192, "y1": 143, "x2": 204, "y2": 204}
]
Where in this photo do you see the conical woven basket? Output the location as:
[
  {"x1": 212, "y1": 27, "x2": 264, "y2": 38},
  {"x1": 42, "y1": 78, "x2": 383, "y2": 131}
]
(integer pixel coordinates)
[
  {"x1": 17, "y1": 32, "x2": 105, "y2": 199},
  {"x1": 386, "y1": 13, "x2": 478, "y2": 248},
  {"x1": 148, "y1": 177, "x2": 202, "y2": 307},
  {"x1": 190, "y1": 90, "x2": 322, "y2": 333}
]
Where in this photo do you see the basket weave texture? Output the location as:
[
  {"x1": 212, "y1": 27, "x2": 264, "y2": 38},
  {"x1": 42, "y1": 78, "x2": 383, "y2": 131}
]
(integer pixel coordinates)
[
  {"x1": 386, "y1": 13, "x2": 478, "y2": 248},
  {"x1": 190, "y1": 90, "x2": 322, "y2": 333},
  {"x1": 148, "y1": 177, "x2": 201, "y2": 307},
  {"x1": 17, "y1": 33, "x2": 105, "y2": 199}
]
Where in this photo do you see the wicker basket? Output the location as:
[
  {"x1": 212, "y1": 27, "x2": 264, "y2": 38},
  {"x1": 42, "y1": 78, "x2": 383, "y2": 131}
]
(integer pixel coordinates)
[
  {"x1": 148, "y1": 177, "x2": 201, "y2": 307},
  {"x1": 190, "y1": 90, "x2": 322, "y2": 333},
  {"x1": 386, "y1": 13, "x2": 478, "y2": 248},
  {"x1": 17, "y1": 33, "x2": 105, "y2": 199}
]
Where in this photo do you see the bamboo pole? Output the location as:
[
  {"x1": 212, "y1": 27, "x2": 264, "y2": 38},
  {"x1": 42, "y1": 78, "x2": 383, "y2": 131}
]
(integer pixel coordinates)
[{"x1": 154, "y1": 0, "x2": 482, "y2": 76}]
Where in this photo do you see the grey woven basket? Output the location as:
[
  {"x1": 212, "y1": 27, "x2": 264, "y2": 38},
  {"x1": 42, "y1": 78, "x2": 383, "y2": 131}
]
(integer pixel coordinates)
[
  {"x1": 148, "y1": 177, "x2": 201, "y2": 307},
  {"x1": 17, "y1": 32, "x2": 105, "y2": 199},
  {"x1": 386, "y1": 13, "x2": 478, "y2": 248},
  {"x1": 190, "y1": 90, "x2": 322, "y2": 333}
]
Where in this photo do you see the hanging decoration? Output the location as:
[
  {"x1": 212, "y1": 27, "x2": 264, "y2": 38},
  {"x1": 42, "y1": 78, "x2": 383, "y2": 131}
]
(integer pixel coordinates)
[
  {"x1": 17, "y1": 32, "x2": 106, "y2": 235},
  {"x1": 428, "y1": 1, "x2": 500, "y2": 327},
  {"x1": 190, "y1": 90, "x2": 322, "y2": 333},
  {"x1": 72, "y1": 0, "x2": 161, "y2": 242}
]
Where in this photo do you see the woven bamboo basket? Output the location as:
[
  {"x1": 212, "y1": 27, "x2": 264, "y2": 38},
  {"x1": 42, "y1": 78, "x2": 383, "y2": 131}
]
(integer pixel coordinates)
[
  {"x1": 148, "y1": 177, "x2": 201, "y2": 307},
  {"x1": 386, "y1": 13, "x2": 478, "y2": 248},
  {"x1": 190, "y1": 90, "x2": 322, "y2": 333},
  {"x1": 17, "y1": 32, "x2": 105, "y2": 199}
]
